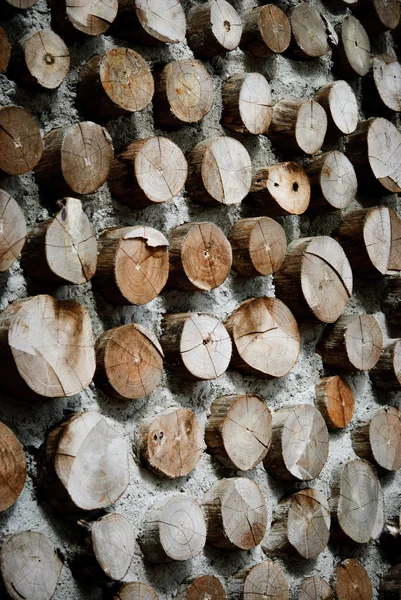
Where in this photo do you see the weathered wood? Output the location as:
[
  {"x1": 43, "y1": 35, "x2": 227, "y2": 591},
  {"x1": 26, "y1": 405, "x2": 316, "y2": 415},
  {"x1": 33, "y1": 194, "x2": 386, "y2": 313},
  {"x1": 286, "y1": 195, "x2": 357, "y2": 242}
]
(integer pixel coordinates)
[
  {"x1": 187, "y1": 0, "x2": 242, "y2": 57},
  {"x1": 333, "y1": 16, "x2": 371, "y2": 78},
  {"x1": 250, "y1": 162, "x2": 311, "y2": 216},
  {"x1": 176, "y1": 575, "x2": 227, "y2": 600},
  {"x1": 306, "y1": 151, "x2": 357, "y2": 213},
  {"x1": 380, "y1": 565, "x2": 401, "y2": 599},
  {"x1": 203, "y1": 478, "x2": 267, "y2": 550},
  {"x1": 298, "y1": 577, "x2": 334, "y2": 600},
  {"x1": 0, "y1": 26, "x2": 11, "y2": 73},
  {"x1": 229, "y1": 560, "x2": 289, "y2": 600},
  {"x1": 0, "y1": 421, "x2": 26, "y2": 512},
  {"x1": 355, "y1": 0, "x2": 400, "y2": 34},
  {"x1": 382, "y1": 279, "x2": 401, "y2": 326},
  {"x1": 222, "y1": 73, "x2": 272, "y2": 135},
  {"x1": 225, "y1": 297, "x2": 300, "y2": 379},
  {"x1": 49, "y1": 0, "x2": 118, "y2": 36},
  {"x1": 0, "y1": 105, "x2": 43, "y2": 176},
  {"x1": 314, "y1": 81, "x2": 358, "y2": 135},
  {"x1": 315, "y1": 376, "x2": 355, "y2": 430},
  {"x1": 112, "y1": 0, "x2": 186, "y2": 44},
  {"x1": 352, "y1": 407, "x2": 401, "y2": 471},
  {"x1": 240, "y1": 5, "x2": 291, "y2": 57},
  {"x1": 269, "y1": 100, "x2": 327, "y2": 155},
  {"x1": 332, "y1": 559, "x2": 372, "y2": 600},
  {"x1": 0, "y1": 188, "x2": 26, "y2": 272},
  {"x1": 371, "y1": 340, "x2": 401, "y2": 390},
  {"x1": 264, "y1": 404, "x2": 329, "y2": 481},
  {"x1": 93, "y1": 226, "x2": 169, "y2": 305},
  {"x1": 288, "y1": 2, "x2": 330, "y2": 58},
  {"x1": 114, "y1": 582, "x2": 159, "y2": 600},
  {"x1": 5, "y1": 0, "x2": 38, "y2": 7},
  {"x1": 372, "y1": 55, "x2": 401, "y2": 112}
]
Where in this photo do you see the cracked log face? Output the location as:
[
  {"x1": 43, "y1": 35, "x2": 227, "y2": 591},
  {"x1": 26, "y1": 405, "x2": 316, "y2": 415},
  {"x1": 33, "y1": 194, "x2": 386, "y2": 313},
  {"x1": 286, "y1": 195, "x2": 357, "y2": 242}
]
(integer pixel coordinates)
[
  {"x1": 314, "y1": 81, "x2": 358, "y2": 135},
  {"x1": 289, "y1": 2, "x2": 330, "y2": 58},
  {"x1": 238, "y1": 560, "x2": 289, "y2": 600},
  {"x1": 222, "y1": 72, "x2": 272, "y2": 135},
  {"x1": 373, "y1": 55, "x2": 401, "y2": 112},
  {"x1": 187, "y1": 0, "x2": 242, "y2": 57},
  {"x1": 334, "y1": 16, "x2": 371, "y2": 78},
  {"x1": 269, "y1": 100, "x2": 328, "y2": 155},
  {"x1": 176, "y1": 575, "x2": 227, "y2": 600},
  {"x1": 90, "y1": 513, "x2": 135, "y2": 580},
  {"x1": 0, "y1": 188, "x2": 27, "y2": 272},
  {"x1": 299, "y1": 577, "x2": 334, "y2": 600},
  {"x1": 0, "y1": 105, "x2": 43, "y2": 175},
  {"x1": 114, "y1": 582, "x2": 159, "y2": 600},
  {"x1": 135, "y1": 0, "x2": 186, "y2": 43},
  {"x1": 306, "y1": 151, "x2": 357, "y2": 212},
  {"x1": 240, "y1": 5, "x2": 291, "y2": 57},
  {"x1": 0, "y1": 421, "x2": 26, "y2": 512},
  {"x1": 333, "y1": 559, "x2": 372, "y2": 600},
  {"x1": 51, "y1": 0, "x2": 118, "y2": 36},
  {"x1": 315, "y1": 376, "x2": 355, "y2": 430},
  {"x1": 352, "y1": 407, "x2": 401, "y2": 471}
]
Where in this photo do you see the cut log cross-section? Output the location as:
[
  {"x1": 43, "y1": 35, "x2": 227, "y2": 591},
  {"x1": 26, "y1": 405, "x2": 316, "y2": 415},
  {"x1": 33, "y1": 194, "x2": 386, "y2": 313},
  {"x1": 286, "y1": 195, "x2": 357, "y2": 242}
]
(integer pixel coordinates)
[
  {"x1": 0, "y1": 421, "x2": 26, "y2": 512},
  {"x1": 371, "y1": 340, "x2": 401, "y2": 390},
  {"x1": 334, "y1": 16, "x2": 371, "y2": 78},
  {"x1": 114, "y1": 582, "x2": 159, "y2": 600},
  {"x1": 288, "y1": 2, "x2": 330, "y2": 58},
  {"x1": 187, "y1": 0, "x2": 242, "y2": 57},
  {"x1": 0, "y1": 105, "x2": 43, "y2": 176},
  {"x1": 332, "y1": 559, "x2": 373, "y2": 600},
  {"x1": 356, "y1": 0, "x2": 400, "y2": 34},
  {"x1": 352, "y1": 407, "x2": 401, "y2": 471},
  {"x1": 230, "y1": 560, "x2": 289, "y2": 600},
  {"x1": 176, "y1": 575, "x2": 227, "y2": 600},
  {"x1": 250, "y1": 162, "x2": 311, "y2": 216},
  {"x1": 373, "y1": 55, "x2": 401, "y2": 112},
  {"x1": 240, "y1": 5, "x2": 291, "y2": 57},
  {"x1": 315, "y1": 376, "x2": 355, "y2": 430},
  {"x1": 314, "y1": 81, "x2": 358, "y2": 135},
  {"x1": 222, "y1": 73, "x2": 272, "y2": 135},
  {"x1": 306, "y1": 151, "x2": 357, "y2": 213},
  {"x1": 299, "y1": 577, "x2": 334, "y2": 600},
  {"x1": 0, "y1": 188, "x2": 27, "y2": 272},
  {"x1": 0, "y1": 26, "x2": 10, "y2": 74},
  {"x1": 269, "y1": 100, "x2": 327, "y2": 155},
  {"x1": 113, "y1": 0, "x2": 186, "y2": 44},
  {"x1": 49, "y1": 0, "x2": 118, "y2": 36}
]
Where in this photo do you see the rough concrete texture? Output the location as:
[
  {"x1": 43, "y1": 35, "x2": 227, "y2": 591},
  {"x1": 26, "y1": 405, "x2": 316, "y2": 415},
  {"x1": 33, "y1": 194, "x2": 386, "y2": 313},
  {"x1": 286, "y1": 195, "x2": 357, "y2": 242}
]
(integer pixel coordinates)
[{"x1": 0, "y1": 0, "x2": 400, "y2": 598}]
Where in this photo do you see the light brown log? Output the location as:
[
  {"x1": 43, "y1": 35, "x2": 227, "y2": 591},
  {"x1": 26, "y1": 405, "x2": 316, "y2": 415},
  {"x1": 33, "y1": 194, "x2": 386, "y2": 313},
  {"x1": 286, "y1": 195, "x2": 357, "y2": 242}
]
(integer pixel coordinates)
[
  {"x1": 269, "y1": 100, "x2": 327, "y2": 155},
  {"x1": 314, "y1": 81, "x2": 358, "y2": 136},
  {"x1": 187, "y1": 0, "x2": 242, "y2": 57},
  {"x1": 263, "y1": 489, "x2": 330, "y2": 559},
  {"x1": 176, "y1": 575, "x2": 227, "y2": 600},
  {"x1": 229, "y1": 560, "x2": 289, "y2": 600},
  {"x1": 114, "y1": 582, "x2": 159, "y2": 600},
  {"x1": 229, "y1": 217, "x2": 287, "y2": 277},
  {"x1": 205, "y1": 394, "x2": 272, "y2": 471},
  {"x1": 264, "y1": 404, "x2": 329, "y2": 481},
  {"x1": 333, "y1": 16, "x2": 371, "y2": 78},
  {"x1": 380, "y1": 565, "x2": 401, "y2": 599},
  {"x1": 21, "y1": 197, "x2": 97, "y2": 284},
  {"x1": 139, "y1": 495, "x2": 206, "y2": 562},
  {"x1": 371, "y1": 340, "x2": 401, "y2": 390},
  {"x1": 0, "y1": 106, "x2": 43, "y2": 176},
  {"x1": 382, "y1": 279, "x2": 401, "y2": 326},
  {"x1": 288, "y1": 2, "x2": 330, "y2": 58},
  {"x1": 225, "y1": 297, "x2": 300, "y2": 379},
  {"x1": 306, "y1": 151, "x2": 357, "y2": 213},
  {"x1": 274, "y1": 236, "x2": 353, "y2": 324},
  {"x1": 5, "y1": 0, "x2": 38, "y2": 7},
  {"x1": 0, "y1": 26, "x2": 11, "y2": 73},
  {"x1": 167, "y1": 222, "x2": 232, "y2": 291},
  {"x1": 332, "y1": 559, "x2": 372, "y2": 600},
  {"x1": 95, "y1": 324, "x2": 163, "y2": 400},
  {"x1": 373, "y1": 55, "x2": 401, "y2": 112},
  {"x1": 77, "y1": 48, "x2": 154, "y2": 119},
  {"x1": 298, "y1": 577, "x2": 334, "y2": 600},
  {"x1": 160, "y1": 312, "x2": 231, "y2": 380},
  {"x1": 203, "y1": 478, "x2": 267, "y2": 550},
  {"x1": 34, "y1": 122, "x2": 114, "y2": 195},
  {"x1": 107, "y1": 136, "x2": 187, "y2": 209},
  {"x1": 0, "y1": 188, "x2": 26, "y2": 272},
  {"x1": 0, "y1": 531, "x2": 63, "y2": 600},
  {"x1": 315, "y1": 375, "x2": 355, "y2": 430},
  {"x1": 355, "y1": 0, "x2": 400, "y2": 34},
  {"x1": 0, "y1": 295, "x2": 95, "y2": 399},
  {"x1": 186, "y1": 137, "x2": 252, "y2": 206},
  {"x1": 222, "y1": 73, "x2": 272, "y2": 135},
  {"x1": 153, "y1": 59, "x2": 214, "y2": 127},
  {"x1": 113, "y1": 0, "x2": 186, "y2": 43},
  {"x1": 352, "y1": 407, "x2": 401, "y2": 471},
  {"x1": 93, "y1": 226, "x2": 169, "y2": 305},
  {"x1": 0, "y1": 421, "x2": 26, "y2": 512},
  {"x1": 139, "y1": 407, "x2": 204, "y2": 477},
  {"x1": 49, "y1": 0, "x2": 118, "y2": 36},
  {"x1": 250, "y1": 162, "x2": 311, "y2": 216},
  {"x1": 240, "y1": 5, "x2": 291, "y2": 57}
]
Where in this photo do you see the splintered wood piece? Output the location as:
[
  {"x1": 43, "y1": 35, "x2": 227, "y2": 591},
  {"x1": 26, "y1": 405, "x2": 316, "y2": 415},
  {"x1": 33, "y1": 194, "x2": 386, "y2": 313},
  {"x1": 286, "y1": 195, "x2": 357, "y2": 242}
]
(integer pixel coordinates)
[
  {"x1": 0, "y1": 106, "x2": 43, "y2": 175},
  {"x1": 380, "y1": 565, "x2": 401, "y2": 600},
  {"x1": 87, "y1": 513, "x2": 134, "y2": 580},
  {"x1": 250, "y1": 162, "x2": 310, "y2": 216},
  {"x1": 77, "y1": 48, "x2": 154, "y2": 119},
  {"x1": 274, "y1": 236, "x2": 353, "y2": 324},
  {"x1": 371, "y1": 340, "x2": 401, "y2": 390},
  {"x1": 203, "y1": 478, "x2": 267, "y2": 550},
  {"x1": 333, "y1": 559, "x2": 372, "y2": 600},
  {"x1": 0, "y1": 189, "x2": 26, "y2": 272},
  {"x1": 356, "y1": 0, "x2": 400, "y2": 34},
  {"x1": 315, "y1": 376, "x2": 355, "y2": 430},
  {"x1": 21, "y1": 197, "x2": 97, "y2": 284},
  {"x1": 314, "y1": 81, "x2": 358, "y2": 135},
  {"x1": 264, "y1": 404, "x2": 329, "y2": 481},
  {"x1": 288, "y1": 2, "x2": 330, "y2": 58},
  {"x1": 0, "y1": 26, "x2": 11, "y2": 73},
  {"x1": 6, "y1": 0, "x2": 38, "y2": 7},
  {"x1": 35, "y1": 122, "x2": 114, "y2": 195},
  {"x1": 383, "y1": 279, "x2": 401, "y2": 325},
  {"x1": 108, "y1": 136, "x2": 187, "y2": 209},
  {"x1": 299, "y1": 577, "x2": 334, "y2": 600},
  {"x1": 139, "y1": 407, "x2": 204, "y2": 477},
  {"x1": 186, "y1": 137, "x2": 252, "y2": 206},
  {"x1": 205, "y1": 394, "x2": 272, "y2": 471},
  {"x1": 113, "y1": 0, "x2": 186, "y2": 44},
  {"x1": 187, "y1": 0, "x2": 242, "y2": 57},
  {"x1": 229, "y1": 217, "x2": 287, "y2": 277},
  {"x1": 94, "y1": 226, "x2": 169, "y2": 305},
  {"x1": 269, "y1": 100, "x2": 327, "y2": 155},
  {"x1": 96, "y1": 324, "x2": 163, "y2": 400},
  {"x1": 373, "y1": 55, "x2": 401, "y2": 112},
  {"x1": 230, "y1": 560, "x2": 289, "y2": 600},
  {"x1": 168, "y1": 222, "x2": 232, "y2": 291},
  {"x1": 161, "y1": 312, "x2": 231, "y2": 380},
  {"x1": 0, "y1": 421, "x2": 26, "y2": 512},
  {"x1": 114, "y1": 582, "x2": 159, "y2": 600},
  {"x1": 240, "y1": 5, "x2": 291, "y2": 57},
  {"x1": 0, "y1": 532, "x2": 63, "y2": 600},
  {"x1": 263, "y1": 489, "x2": 330, "y2": 559},
  {"x1": 352, "y1": 407, "x2": 401, "y2": 471},
  {"x1": 334, "y1": 16, "x2": 371, "y2": 78},
  {"x1": 139, "y1": 495, "x2": 206, "y2": 562},
  {"x1": 154, "y1": 59, "x2": 214, "y2": 127},
  {"x1": 225, "y1": 297, "x2": 300, "y2": 379},
  {"x1": 306, "y1": 151, "x2": 357, "y2": 212},
  {"x1": 222, "y1": 73, "x2": 272, "y2": 135},
  {"x1": 50, "y1": 0, "x2": 118, "y2": 36},
  {"x1": 176, "y1": 576, "x2": 227, "y2": 600}
]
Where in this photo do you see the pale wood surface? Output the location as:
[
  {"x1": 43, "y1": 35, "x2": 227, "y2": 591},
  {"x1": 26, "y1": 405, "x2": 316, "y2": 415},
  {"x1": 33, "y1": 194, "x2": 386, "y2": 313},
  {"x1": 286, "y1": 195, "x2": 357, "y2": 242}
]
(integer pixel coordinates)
[
  {"x1": 299, "y1": 577, "x2": 334, "y2": 600},
  {"x1": 187, "y1": 0, "x2": 242, "y2": 57},
  {"x1": 0, "y1": 188, "x2": 26, "y2": 272},
  {"x1": 289, "y1": 2, "x2": 330, "y2": 58},
  {"x1": 352, "y1": 407, "x2": 401, "y2": 471}
]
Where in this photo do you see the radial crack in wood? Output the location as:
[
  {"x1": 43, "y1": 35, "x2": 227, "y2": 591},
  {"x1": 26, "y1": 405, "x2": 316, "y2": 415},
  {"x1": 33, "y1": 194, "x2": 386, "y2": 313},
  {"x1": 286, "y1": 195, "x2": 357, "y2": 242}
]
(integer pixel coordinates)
[
  {"x1": 230, "y1": 560, "x2": 289, "y2": 600},
  {"x1": 240, "y1": 5, "x2": 291, "y2": 57},
  {"x1": 332, "y1": 559, "x2": 372, "y2": 600},
  {"x1": 299, "y1": 577, "x2": 334, "y2": 600},
  {"x1": 315, "y1": 376, "x2": 355, "y2": 430},
  {"x1": 333, "y1": 16, "x2": 371, "y2": 78},
  {"x1": 0, "y1": 105, "x2": 43, "y2": 176},
  {"x1": 0, "y1": 188, "x2": 27, "y2": 272},
  {"x1": 352, "y1": 407, "x2": 401, "y2": 471},
  {"x1": 288, "y1": 2, "x2": 330, "y2": 58},
  {"x1": 187, "y1": 0, "x2": 242, "y2": 57},
  {"x1": 306, "y1": 151, "x2": 357, "y2": 213},
  {"x1": 269, "y1": 100, "x2": 327, "y2": 155},
  {"x1": 0, "y1": 421, "x2": 26, "y2": 512},
  {"x1": 113, "y1": 0, "x2": 186, "y2": 44},
  {"x1": 222, "y1": 73, "x2": 272, "y2": 135},
  {"x1": 314, "y1": 81, "x2": 358, "y2": 135},
  {"x1": 373, "y1": 55, "x2": 401, "y2": 112},
  {"x1": 49, "y1": 0, "x2": 118, "y2": 36},
  {"x1": 176, "y1": 575, "x2": 227, "y2": 600}
]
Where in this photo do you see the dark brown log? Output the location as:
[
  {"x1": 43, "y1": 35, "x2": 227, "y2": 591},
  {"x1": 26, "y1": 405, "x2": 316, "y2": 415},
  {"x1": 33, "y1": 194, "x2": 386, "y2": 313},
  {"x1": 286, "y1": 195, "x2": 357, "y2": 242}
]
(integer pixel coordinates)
[
  {"x1": 113, "y1": 0, "x2": 186, "y2": 43},
  {"x1": 222, "y1": 73, "x2": 272, "y2": 135},
  {"x1": 306, "y1": 151, "x2": 357, "y2": 213},
  {"x1": 203, "y1": 478, "x2": 267, "y2": 550},
  {"x1": 269, "y1": 100, "x2": 327, "y2": 155},
  {"x1": 93, "y1": 226, "x2": 169, "y2": 305},
  {"x1": 0, "y1": 26, "x2": 11, "y2": 73},
  {"x1": 332, "y1": 559, "x2": 372, "y2": 600},
  {"x1": 315, "y1": 375, "x2": 355, "y2": 430},
  {"x1": 250, "y1": 162, "x2": 311, "y2": 216},
  {"x1": 288, "y1": 2, "x2": 330, "y2": 58},
  {"x1": 298, "y1": 577, "x2": 334, "y2": 600},
  {"x1": 49, "y1": 0, "x2": 118, "y2": 37},
  {"x1": 355, "y1": 0, "x2": 400, "y2": 34},
  {"x1": 176, "y1": 575, "x2": 226, "y2": 600},
  {"x1": 0, "y1": 421, "x2": 26, "y2": 512},
  {"x1": 225, "y1": 297, "x2": 300, "y2": 379},
  {"x1": 373, "y1": 55, "x2": 401, "y2": 112},
  {"x1": 371, "y1": 340, "x2": 401, "y2": 390},
  {"x1": 0, "y1": 188, "x2": 26, "y2": 272},
  {"x1": 382, "y1": 279, "x2": 401, "y2": 326},
  {"x1": 314, "y1": 81, "x2": 358, "y2": 135},
  {"x1": 187, "y1": 0, "x2": 242, "y2": 57},
  {"x1": 352, "y1": 407, "x2": 401, "y2": 471},
  {"x1": 5, "y1": 0, "x2": 38, "y2": 7},
  {"x1": 114, "y1": 582, "x2": 159, "y2": 600},
  {"x1": 240, "y1": 5, "x2": 291, "y2": 57},
  {"x1": 274, "y1": 236, "x2": 353, "y2": 324},
  {"x1": 333, "y1": 16, "x2": 371, "y2": 79},
  {"x1": 380, "y1": 510, "x2": 401, "y2": 562},
  {"x1": 0, "y1": 106, "x2": 43, "y2": 176},
  {"x1": 229, "y1": 560, "x2": 289, "y2": 600},
  {"x1": 34, "y1": 122, "x2": 114, "y2": 195},
  {"x1": 380, "y1": 565, "x2": 401, "y2": 599},
  {"x1": 107, "y1": 136, "x2": 187, "y2": 209}
]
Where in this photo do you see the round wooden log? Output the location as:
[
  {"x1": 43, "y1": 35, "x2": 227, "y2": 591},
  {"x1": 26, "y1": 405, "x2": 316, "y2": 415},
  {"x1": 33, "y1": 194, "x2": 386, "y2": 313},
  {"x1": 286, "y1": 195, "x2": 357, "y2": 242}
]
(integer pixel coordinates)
[
  {"x1": 49, "y1": 0, "x2": 118, "y2": 36},
  {"x1": 139, "y1": 495, "x2": 206, "y2": 562},
  {"x1": 0, "y1": 531, "x2": 63, "y2": 600},
  {"x1": 205, "y1": 394, "x2": 272, "y2": 471},
  {"x1": 373, "y1": 55, "x2": 401, "y2": 112},
  {"x1": 229, "y1": 217, "x2": 287, "y2": 277},
  {"x1": 263, "y1": 489, "x2": 330, "y2": 560},
  {"x1": 93, "y1": 226, "x2": 169, "y2": 305},
  {"x1": 355, "y1": 0, "x2": 400, "y2": 34},
  {"x1": 113, "y1": 0, "x2": 186, "y2": 44},
  {"x1": 352, "y1": 407, "x2": 401, "y2": 471},
  {"x1": 382, "y1": 279, "x2": 401, "y2": 326},
  {"x1": 0, "y1": 106, "x2": 43, "y2": 176},
  {"x1": 330, "y1": 458, "x2": 384, "y2": 543},
  {"x1": 176, "y1": 575, "x2": 227, "y2": 600},
  {"x1": 139, "y1": 407, "x2": 204, "y2": 478},
  {"x1": 203, "y1": 478, "x2": 267, "y2": 550},
  {"x1": 306, "y1": 151, "x2": 357, "y2": 213},
  {"x1": 314, "y1": 81, "x2": 358, "y2": 136},
  {"x1": 371, "y1": 340, "x2": 401, "y2": 390},
  {"x1": 250, "y1": 162, "x2": 311, "y2": 216},
  {"x1": 269, "y1": 100, "x2": 327, "y2": 155},
  {"x1": 167, "y1": 222, "x2": 232, "y2": 291},
  {"x1": 114, "y1": 582, "x2": 159, "y2": 600},
  {"x1": 0, "y1": 295, "x2": 95, "y2": 399},
  {"x1": 107, "y1": 136, "x2": 187, "y2": 209},
  {"x1": 240, "y1": 5, "x2": 291, "y2": 57},
  {"x1": 77, "y1": 48, "x2": 154, "y2": 119},
  {"x1": 380, "y1": 565, "x2": 401, "y2": 600},
  {"x1": 5, "y1": 0, "x2": 38, "y2": 7},
  {"x1": 333, "y1": 16, "x2": 371, "y2": 79},
  {"x1": 230, "y1": 560, "x2": 289, "y2": 600},
  {"x1": 288, "y1": 2, "x2": 330, "y2": 59},
  {"x1": 225, "y1": 297, "x2": 300, "y2": 379},
  {"x1": 34, "y1": 121, "x2": 114, "y2": 195},
  {"x1": 315, "y1": 375, "x2": 355, "y2": 430},
  {"x1": 153, "y1": 59, "x2": 214, "y2": 127},
  {"x1": 298, "y1": 577, "x2": 334, "y2": 600},
  {"x1": 21, "y1": 197, "x2": 97, "y2": 284},
  {"x1": 274, "y1": 236, "x2": 353, "y2": 324},
  {"x1": 0, "y1": 421, "x2": 26, "y2": 512},
  {"x1": 264, "y1": 404, "x2": 329, "y2": 481},
  {"x1": 160, "y1": 312, "x2": 231, "y2": 380},
  {"x1": 0, "y1": 188, "x2": 26, "y2": 272},
  {"x1": 95, "y1": 324, "x2": 163, "y2": 400},
  {"x1": 187, "y1": 0, "x2": 242, "y2": 57},
  {"x1": 186, "y1": 137, "x2": 252, "y2": 206},
  {"x1": 0, "y1": 26, "x2": 11, "y2": 73},
  {"x1": 222, "y1": 73, "x2": 272, "y2": 135},
  {"x1": 332, "y1": 559, "x2": 372, "y2": 600}
]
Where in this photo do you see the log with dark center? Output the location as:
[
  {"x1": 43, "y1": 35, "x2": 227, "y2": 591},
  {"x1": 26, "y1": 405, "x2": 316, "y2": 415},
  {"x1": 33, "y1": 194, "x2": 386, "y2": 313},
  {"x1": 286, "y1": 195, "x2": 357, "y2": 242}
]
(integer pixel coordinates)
[
  {"x1": 250, "y1": 162, "x2": 311, "y2": 216},
  {"x1": 187, "y1": 0, "x2": 242, "y2": 57}
]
